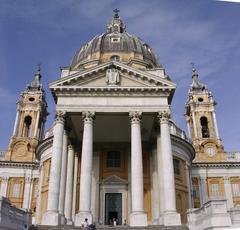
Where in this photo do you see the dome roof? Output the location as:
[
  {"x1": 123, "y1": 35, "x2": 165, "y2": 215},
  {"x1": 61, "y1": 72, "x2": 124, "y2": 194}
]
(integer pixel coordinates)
[{"x1": 71, "y1": 11, "x2": 160, "y2": 69}]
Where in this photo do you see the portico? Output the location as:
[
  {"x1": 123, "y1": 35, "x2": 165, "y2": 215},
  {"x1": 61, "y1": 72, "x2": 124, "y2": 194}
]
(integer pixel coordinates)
[{"x1": 38, "y1": 14, "x2": 188, "y2": 226}]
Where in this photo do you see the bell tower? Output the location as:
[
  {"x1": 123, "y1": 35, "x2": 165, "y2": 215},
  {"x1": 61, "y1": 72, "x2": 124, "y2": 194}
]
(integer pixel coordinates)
[
  {"x1": 185, "y1": 68, "x2": 225, "y2": 162},
  {"x1": 5, "y1": 67, "x2": 48, "y2": 162}
]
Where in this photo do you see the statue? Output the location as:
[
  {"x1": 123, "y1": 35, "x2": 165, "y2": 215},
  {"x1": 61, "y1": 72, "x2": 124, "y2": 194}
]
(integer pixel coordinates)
[{"x1": 106, "y1": 68, "x2": 120, "y2": 86}]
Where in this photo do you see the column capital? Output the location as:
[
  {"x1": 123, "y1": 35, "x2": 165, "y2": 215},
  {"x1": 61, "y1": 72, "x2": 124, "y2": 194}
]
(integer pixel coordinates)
[
  {"x1": 129, "y1": 111, "x2": 142, "y2": 123},
  {"x1": 82, "y1": 111, "x2": 95, "y2": 123},
  {"x1": 55, "y1": 111, "x2": 66, "y2": 123},
  {"x1": 68, "y1": 144, "x2": 74, "y2": 151},
  {"x1": 2, "y1": 176, "x2": 9, "y2": 182},
  {"x1": 25, "y1": 176, "x2": 34, "y2": 183},
  {"x1": 158, "y1": 110, "x2": 171, "y2": 123},
  {"x1": 199, "y1": 176, "x2": 207, "y2": 183},
  {"x1": 223, "y1": 176, "x2": 230, "y2": 183}
]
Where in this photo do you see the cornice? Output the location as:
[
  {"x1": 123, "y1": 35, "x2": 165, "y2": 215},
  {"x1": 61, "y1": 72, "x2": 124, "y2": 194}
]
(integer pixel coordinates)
[
  {"x1": 171, "y1": 135, "x2": 195, "y2": 162},
  {"x1": 36, "y1": 136, "x2": 53, "y2": 160},
  {"x1": 192, "y1": 162, "x2": 240, "y2": 168},
  {"x1": 51, "y1": 86, "x2": 173, "y2": 97},
  {"x1": 0, "y1": 161, "x2": 39, "y2": 169}
]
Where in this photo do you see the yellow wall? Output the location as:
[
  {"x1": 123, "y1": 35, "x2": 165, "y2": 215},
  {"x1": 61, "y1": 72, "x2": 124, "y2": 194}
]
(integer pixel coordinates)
[{"x1": 7, "y1": 177, "x2": 25, "y2": 208}]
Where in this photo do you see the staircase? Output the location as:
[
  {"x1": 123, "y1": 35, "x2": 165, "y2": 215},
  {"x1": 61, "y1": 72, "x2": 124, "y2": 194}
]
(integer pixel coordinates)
[{"x1": 36, "y1": 225, "x2": 189, "y2": 230}]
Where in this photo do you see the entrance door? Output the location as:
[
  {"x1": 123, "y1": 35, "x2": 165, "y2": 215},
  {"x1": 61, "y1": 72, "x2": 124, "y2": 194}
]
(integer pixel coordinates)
[{"x1": 105, "y1": 193, "x2": 122, "y2": 225}]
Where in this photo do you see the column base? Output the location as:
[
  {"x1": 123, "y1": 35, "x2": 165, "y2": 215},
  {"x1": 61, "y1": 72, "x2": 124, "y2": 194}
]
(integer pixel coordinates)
[
  {"x1": 42, "y1": 211, "x2": 61, "y2": 226},
  {"x1": 66, "y1": 219, "x2": 73, "y2": 225},
  {"x1": 75, "y1": 211, "x2": 92, "y2": 226},
  {"x1": 60, "y1": 214, "x2": 66, "y2": 225},
  {"x1": 130, "y1": 211, "x2": 147, "y2": 226},
  {"x1": 160, "y1": 211, "x2": 181, "y2": 226}
]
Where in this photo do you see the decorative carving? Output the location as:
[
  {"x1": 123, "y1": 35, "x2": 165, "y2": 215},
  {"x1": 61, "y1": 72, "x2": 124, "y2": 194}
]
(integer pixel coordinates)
[
  {"x1": 106, "y1": 68, "x2": 120, "y2": 86},
  {"x1": 129, "y1": 111, "x2": 142, "y2": 123},
  {"x1": 55, "y1": 111, "x2": 65, "y2": 122},
  {"x1": 82, "y1": 111, "x2": 95, "y2": 123},
  {"x1": 158, "y1": 110, "x2": 171, "y2": 122},
  {"x1": 199, "y1": 176, "x2": 206, "y2": 184}
]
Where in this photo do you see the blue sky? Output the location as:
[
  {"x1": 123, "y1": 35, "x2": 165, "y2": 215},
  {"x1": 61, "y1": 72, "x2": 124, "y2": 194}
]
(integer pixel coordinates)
[{"x1": 0, "y1": 0, "x2": 239, "y2": 151}]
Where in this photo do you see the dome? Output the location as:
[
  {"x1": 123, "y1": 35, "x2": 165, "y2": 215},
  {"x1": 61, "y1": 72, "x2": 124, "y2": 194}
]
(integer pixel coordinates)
[{"x1": 71, "y1": 11, "x2": 160, "y2": 70}]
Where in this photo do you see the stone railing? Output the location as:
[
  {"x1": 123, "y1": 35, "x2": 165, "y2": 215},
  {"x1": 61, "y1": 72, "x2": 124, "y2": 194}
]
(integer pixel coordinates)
[
  {"x1": 0, "y1": 150, "x2": 6, "y2": 160},
  {"x1": 226, "y1": 152, "x2": 240, "y2": 162},
  {"x1": 169, "y1": 121, "x2": 191, "y2": 143},
  {"x1": 187, "y1": 198, "x2": 240, "y2": 230},
  {"x1": 0, "y1": 196, "x2": 32, "y2": 230}
]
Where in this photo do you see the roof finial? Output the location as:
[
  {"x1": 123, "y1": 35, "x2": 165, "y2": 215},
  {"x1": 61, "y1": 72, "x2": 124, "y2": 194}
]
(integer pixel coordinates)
[
  {"x1": 107, "y1": 9, "x2": 126, "y2": 33},
  {"x1": 113, "y1": 8, "x2": 120, "y2": 18},
  {"x1": 190, "y1": 63, "x2": 206, "y2": 91},
  {"x1": 35, "y1": 63, "x2": 41, "y2": 77},
  {"x1": 26, "y1": 64, "x2": 43, "y2": 91}
]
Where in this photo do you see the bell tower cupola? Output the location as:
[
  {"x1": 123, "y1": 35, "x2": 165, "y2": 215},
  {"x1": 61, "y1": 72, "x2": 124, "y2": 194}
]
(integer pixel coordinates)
[
  {"x1": 5, "y1": 66, "x2": 48, "y2": 162},
  {"x1": 185, "y1": 67, "x2": 225, "y2": 162}
]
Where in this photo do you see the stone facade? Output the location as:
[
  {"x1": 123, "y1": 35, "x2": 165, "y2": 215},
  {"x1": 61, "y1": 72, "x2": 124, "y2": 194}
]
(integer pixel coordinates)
[{"x1": 0, "y1": 12, "x2": 240, "y2": 230}]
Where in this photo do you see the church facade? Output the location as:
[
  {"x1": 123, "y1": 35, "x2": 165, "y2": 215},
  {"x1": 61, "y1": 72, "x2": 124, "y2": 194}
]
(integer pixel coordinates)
[{"x1": 0, "y1": 12, "x2": 240, "y2": 228}]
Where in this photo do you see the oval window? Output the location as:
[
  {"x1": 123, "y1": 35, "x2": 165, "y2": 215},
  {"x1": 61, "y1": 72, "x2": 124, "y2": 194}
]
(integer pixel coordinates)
[
  {"x1": 198, "y1": 97, "x2": 203, "y2": 102},
  {"x1": 29, "y1": 97, "x2": 35, "y2": 102}
]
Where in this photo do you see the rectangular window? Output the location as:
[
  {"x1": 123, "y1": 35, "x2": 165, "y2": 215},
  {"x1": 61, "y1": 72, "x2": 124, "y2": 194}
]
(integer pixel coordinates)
[
  {"x1": 173, "y1": 159, "x2": 180, "y2": 175},
  {"x1": 107, "y1": 151, "x2": 121, "y2": 168},
  {"x1": 211, "y1": 183, "x2": 219, "y2": 197},
  {"x1": 192, "y1": 185, "x2": 200, "y2": 198},
  {"x1": 12, "y1": 183, "x2": 21, "y2": 198},
  {"x1": 232, "y1": 184, "x2": 240, "y2": 197}
]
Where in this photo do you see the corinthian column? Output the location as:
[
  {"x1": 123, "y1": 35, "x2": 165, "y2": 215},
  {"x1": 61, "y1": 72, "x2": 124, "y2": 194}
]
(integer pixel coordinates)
[
  {"x1": 129, "y1": 112, "x2": 147, "y2": 226},
  {"x1": 158, "y1": 111, "x2": 181, "y2": 226},
  {"x1": 64, "y1": 144, "x2": 75, "y2": 224},
  {"x1": 58, "y1": 130, "x2": 68, "y2": 224},
  {"x1": 42, "y1": 111, "x2": 65, "y2": 226},
  {"x1": 75, "y1": 111, "x2": 95, "y2": 226}
]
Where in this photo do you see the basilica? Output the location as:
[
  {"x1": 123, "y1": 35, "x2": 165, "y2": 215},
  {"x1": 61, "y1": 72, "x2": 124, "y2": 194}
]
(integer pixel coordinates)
[{"x1": 0, "y1": 11, "x2": 240, "y2": 229}]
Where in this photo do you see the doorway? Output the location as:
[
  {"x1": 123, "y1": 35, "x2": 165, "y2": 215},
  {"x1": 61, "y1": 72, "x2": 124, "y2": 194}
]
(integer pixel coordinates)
[{"x1": 105, "y1": 193, "x2": 122, "y2": 225}]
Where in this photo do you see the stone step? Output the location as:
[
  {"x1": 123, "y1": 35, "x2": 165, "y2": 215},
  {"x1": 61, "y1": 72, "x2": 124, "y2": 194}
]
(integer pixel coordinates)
[{"x1": 36, "y1": 225, "x2": 189, "y2": 230}]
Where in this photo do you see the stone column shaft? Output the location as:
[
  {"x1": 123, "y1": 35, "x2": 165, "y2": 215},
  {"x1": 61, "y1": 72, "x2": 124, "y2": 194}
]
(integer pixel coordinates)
[
  {"x1": 64, "y1": 145, "x2": 75, "y2": 224},
  {"x1": 224, "y1": 177, "x2": 233, "y2": 210},
  {"x1": 151, "y1": 148, "x2": 160, "y2": 224},
  {"x1": 72, "y1": 154, "x2": 79, "y2": 222},
  {"x1": 42, "y1": 111, "x2": 65, "y2": 225},
  {"x1": 159, "y1": 111, "x2": 181, "y2": 226},
  {"x1": 192, "y1": 111, "x2": 197, "y2": 138},
  {"x1": 156, "y1": 134, "x2": 164, "y2": 220},
  {"x1": 75, "y1": 111, "x2": 95, "y2": 226},
  {"x1": 185, "y1": 164, "x2": 192, "y2": 209},
  {"x1": 129, "y1": 112, "x2": 147, "y2": 227},
  {"x1": 0, "y1": 177, "x2": 9, "y2": 197},
  {"x1": 34, "y1": 110, "x2": 40, "y2": 137},
  {"x1": 199, "y1": 177, "x2": 208, "y2": 205},
  {"x1": 36, "y1": 166, "x2": 44, "y2": 224},
  {"x1": 23, "y1": 177, "x2": 33, "y2": 210},
  {"x1": 13, "y1": 109, "x2": 20, "y2": 136},
  {"x1": 58, "y1": 130, "x2": 68, "y2": 223},
  {"x1": 212, "y1": 111, "x2": 219, "y2": 138}
]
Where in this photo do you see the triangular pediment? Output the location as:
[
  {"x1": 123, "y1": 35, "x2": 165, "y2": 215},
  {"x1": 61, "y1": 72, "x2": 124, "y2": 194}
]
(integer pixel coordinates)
[
  {"x1": 100, "y1": 175, "x2": 128, "y2": 185},
  {"x1": 49, "y1": 61, "x2": 176, "y2": 90}
]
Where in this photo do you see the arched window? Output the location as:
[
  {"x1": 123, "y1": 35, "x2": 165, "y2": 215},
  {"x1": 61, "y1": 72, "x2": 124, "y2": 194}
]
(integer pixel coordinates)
[
  {"x1": 110, "y1": 55, "x2": 120, "y2": 61},
  {"x1": 200, "y1": 116, "x2": 209, "y2": 138},
  {"x1": 23, "y1": 116, "x2": 32, "y2": 137}
]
